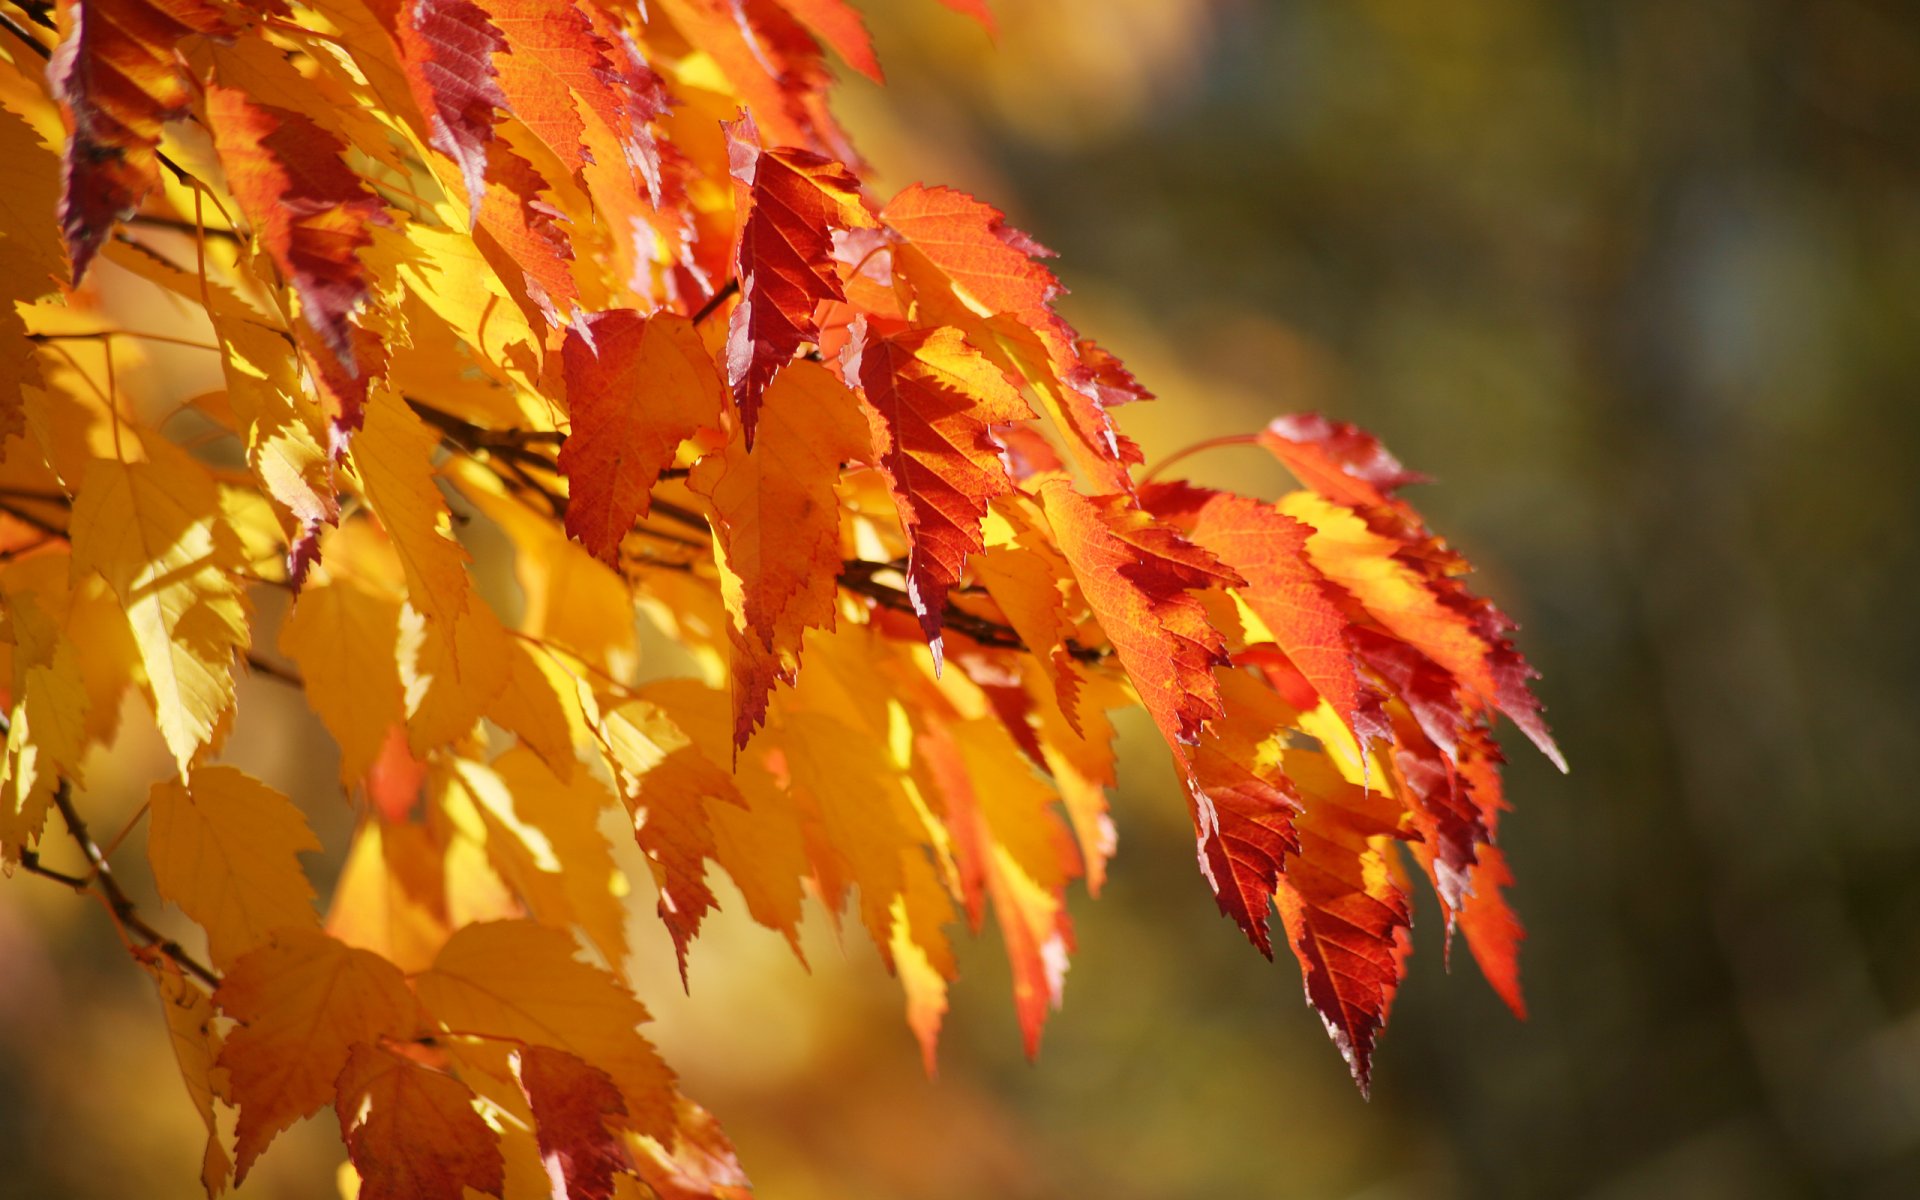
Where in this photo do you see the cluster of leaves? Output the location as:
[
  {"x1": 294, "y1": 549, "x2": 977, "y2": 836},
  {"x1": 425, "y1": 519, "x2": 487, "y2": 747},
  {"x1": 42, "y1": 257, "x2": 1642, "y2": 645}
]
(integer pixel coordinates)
[{"x1": 0, "y1": 0, "x2": 1561, "y2": 1195}]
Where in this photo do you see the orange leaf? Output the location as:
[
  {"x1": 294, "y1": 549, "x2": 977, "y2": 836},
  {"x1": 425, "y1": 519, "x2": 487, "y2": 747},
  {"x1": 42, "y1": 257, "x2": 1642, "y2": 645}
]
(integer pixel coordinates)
[
  {"x1": 775, "y1": 0, "x2": 884, "y2": 83},
  {"x1": 335, "y1": 1043, "x2": 506, "y2": 1200},
  {"x1": 517, "y1": 1046, "x2": 632, "y2": 1200},
  {"x1": 49, "y1": 0, "x2": 230, "y2": 276},
  {"x1": 559, "y1": 310, "x2": 723, "y2": 563},
  {"x1": 1273, "y1": 750, "x2": 1412, "y2": 1095},
  {"x1": 1037, "y1": 480, "x2": 1237, "y2": 751},
  {"x1": 689, "y1": 361, "x2": 867, "y2": 744},
  {"x1": 413, "y1": 921, "x2": 677, "y2": 1139},
  {"x1": 848, "y1": 321, "x2": 1033, "y2": 660},
  {"x1": 1175, "y1": 486, "x2": 1363, "y2": 741},
  {"x1": 147, "y1": 764, "x2": 321, "y2": 969},
  {"x1": 722, "y1": 113, "x2": 874, "y2": 441},
  {"x1": 215, "y1": 929, "x2": 417, "y2": 1181}
]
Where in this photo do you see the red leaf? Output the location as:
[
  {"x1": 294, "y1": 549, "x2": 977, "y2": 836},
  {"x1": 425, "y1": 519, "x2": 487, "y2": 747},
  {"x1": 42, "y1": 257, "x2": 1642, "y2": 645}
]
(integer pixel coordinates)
[
  {"x1": 847, "y1": 321, "x2": 1033, "y2": 661},
  {"x1": 558, "y1": 310, "x2": 724, "y2": 563},
  {"x1": 881, "y1": 184, "x2": 1140, "y2": 491},
  {"x1": 1037, "y1": 481, "x2": 1238, "y2": 751},
  {"x1": 723, "y1": 113, "x2": 873, "y2": 442},
  {"x1": 1273, "y1": 750, "x2": 1413, "y2": 1096},
  {"x1": 50, "y1": 0, "x2": 231, "y2": 278},
  {"x1": 1259, "y1": 413, "x2": 1429, "y2": 511},
  {"x1": 775, "y1": 0, "x2": 884, "y2": 83},
  {"x1": 335, "y1": 1043, "x2": 506, "y2": 1200},
  {"x1": 931, "y1": 0, "x2": 997, "y2": 36},
  {"x1": 1187, "y1": 670, "x2": 1302, "y2": 956},
  {"x1": 399, "y1": 0, "x2": 507, "y2": 218},
  {"x1": 518, "y1": 1046, "x2": 632, "y2": 1200},
  {"x1": 204, "y1": 86, "x2": 388, "y2": 367}
]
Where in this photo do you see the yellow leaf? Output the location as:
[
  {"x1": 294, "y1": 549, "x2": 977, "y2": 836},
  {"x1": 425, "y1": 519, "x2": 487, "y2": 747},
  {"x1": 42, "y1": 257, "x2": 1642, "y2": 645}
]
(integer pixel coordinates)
[
  {"x1": 349, "y1": 387, "x2": 470, "y2": 625},
  {"x1": 414, "y1": 920, "x2": 675, "y2": 1140},
  {"x1": 325, "y1": 818, "x2": 452, "y2": 973},
  {"x1": 279, "y1": 575, "x2": 407, "y2": 784},
  {"x1": 148, "y1": 764, "x2": 322, "y2": 968},
  {"x1": 68, "y1": 444, "x2": 250, "y2": 771},
  {"x1": 146, "y1": 959, "x2": 233, "y2": 1197},
  {"x1": 447, "y1": 747, "x2": 630, "y2": 966}
]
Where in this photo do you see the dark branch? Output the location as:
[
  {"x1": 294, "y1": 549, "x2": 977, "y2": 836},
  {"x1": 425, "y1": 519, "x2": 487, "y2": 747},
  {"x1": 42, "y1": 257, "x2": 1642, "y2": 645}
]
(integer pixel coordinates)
[{"x1": 690, "y1": 278, "x2": 740, "y2": 327}]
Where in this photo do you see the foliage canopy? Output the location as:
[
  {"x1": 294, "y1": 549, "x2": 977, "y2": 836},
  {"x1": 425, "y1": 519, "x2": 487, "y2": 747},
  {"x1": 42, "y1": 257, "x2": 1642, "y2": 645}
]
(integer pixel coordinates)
[{"x1": 0, "y1": 0, "x2": 1561, "y2": 1194}]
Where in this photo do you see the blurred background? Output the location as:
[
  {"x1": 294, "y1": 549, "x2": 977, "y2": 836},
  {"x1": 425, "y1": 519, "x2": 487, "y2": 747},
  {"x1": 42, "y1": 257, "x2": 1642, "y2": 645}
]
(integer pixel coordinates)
[{"x1": 4, "y1": 1, "x2": 1919, "y2": 1197}]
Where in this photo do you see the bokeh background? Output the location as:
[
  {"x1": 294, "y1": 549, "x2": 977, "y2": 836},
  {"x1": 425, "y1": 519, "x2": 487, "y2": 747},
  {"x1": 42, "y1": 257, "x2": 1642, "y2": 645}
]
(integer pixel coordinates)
[{"x1": 4, "y1": 1, "x2": 1919, "y2": 1197}]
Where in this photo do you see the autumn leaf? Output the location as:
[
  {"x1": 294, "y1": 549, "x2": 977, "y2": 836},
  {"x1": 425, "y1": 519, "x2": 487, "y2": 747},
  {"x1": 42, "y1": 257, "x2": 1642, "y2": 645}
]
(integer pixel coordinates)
[
  {"x1": 68, "y1": 444, "x2": 250, "y2": 772},
  {"x1": 147, "y1": 765, "x2": 321, "y2": 968},
  {"x1": 49, "y1": 0, "x2": 230, "y2": 276},
  {"x1": 689, "y1": 360, "x2": 868, "y2": 744},
  {"x1": 203, "y1": 86, "x2": 387, "y2": 375},
  {"x1": 414, "y1": 921, "x2": 677, "y2": 1139},
  {"x1": 0, "y1": 2, "x2": 1568, "y2": 1187},
  {"x1": 518, "y1": 1046, "x2": 632, "y2": 1200},
  {"x1": 1273, "y1": 749, "x2": 1413, "y2": 1095},
  {"x1": 1037, "y1": 480, "x2": 1238, "y2": 751},
  {"x1": 216, "y1": 929, "x2": 418, "y2": 1181},
  {"x1": 559, "y1": 309, "x2": 724, "y2": 563},
  {"x1": 336, "y1": 1043, "x2": 506, "y2": 1200},
  {"x1": 723, "y1": 113, "x2": 875, "y2": 440},
  {"x1": 848, "y1": 320, "x2": 1034, "y2": 661},
  {"x1": 147, "y1": 959, "x2": 232, "y2": 1196}
]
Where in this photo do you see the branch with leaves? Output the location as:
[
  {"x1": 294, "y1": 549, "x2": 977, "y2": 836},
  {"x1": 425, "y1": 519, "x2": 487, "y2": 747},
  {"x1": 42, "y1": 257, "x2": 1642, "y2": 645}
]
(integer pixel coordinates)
[{"x1": 0, "y1": 0, "x2": 1563, "y2": 1196}]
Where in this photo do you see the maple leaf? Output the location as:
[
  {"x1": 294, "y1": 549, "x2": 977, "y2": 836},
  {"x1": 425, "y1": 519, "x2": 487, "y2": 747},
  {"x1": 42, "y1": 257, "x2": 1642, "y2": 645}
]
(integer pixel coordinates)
[
  {"x1": 723, "y1": 113, "x2": 875, "y2": 441},
  {"x1": 336, "y1": 1043, "x2": 507, "y2": 1200}
]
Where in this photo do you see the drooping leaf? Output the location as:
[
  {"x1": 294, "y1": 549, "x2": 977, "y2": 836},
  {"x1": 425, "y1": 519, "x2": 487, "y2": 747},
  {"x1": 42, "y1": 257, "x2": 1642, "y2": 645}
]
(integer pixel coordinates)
[
  {"x1": 146, "y1": 959, "x2": 232, "y2": 1197},
  {"x1": 203, "y1": 86, "x2": 388, "y2": 375},
  {"x1": 1273, "y1": 749, "x2": 1413, "y2": 1096},
  {"x1": 559, "y1": 310, "x2": 723, "y2": 563},
  {"x1": 147, "y1": 764, "x2": 321, "y2": 968},
  {"x1": 689, "y1": 360, "x2": 867, "y2": 744},
  {"x1": 48, "y1": 0, "x2": 230, "y2": 276},
  {"x1": 335, "y1": 1043, "x2": 506, "y2": 1200},
  {"x1": 722, "y1": 113, "x2": 874, "y2": 441},
  {"x1": 848, "y1": 320, "x2": 1033, "y2": 661},
  {"x1": 68, "y1": 445, "x2": 250, "y2": 772},
  {"x1": 518, "y1": 1046, "x2": 632, "y2": 1200},
  {"x1": 215, "y1": 929, "x2": 418, "y2": 1181},
  {"x1": 413, "y1": 920, "x2": 677, "y2": 1139}
]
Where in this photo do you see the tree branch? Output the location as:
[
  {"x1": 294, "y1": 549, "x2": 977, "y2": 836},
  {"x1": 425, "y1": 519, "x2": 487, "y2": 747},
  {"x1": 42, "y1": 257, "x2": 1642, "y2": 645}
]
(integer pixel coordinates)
[{"x1": 0, "y1": 711, "x2": 220, "y2": 987}]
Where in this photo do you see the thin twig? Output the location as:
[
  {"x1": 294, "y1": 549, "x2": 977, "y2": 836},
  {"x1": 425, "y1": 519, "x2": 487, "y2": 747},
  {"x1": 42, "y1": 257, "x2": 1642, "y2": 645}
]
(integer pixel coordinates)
[{"x1": 690, "y1": 278, "x2": 740, "y2": 326}]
